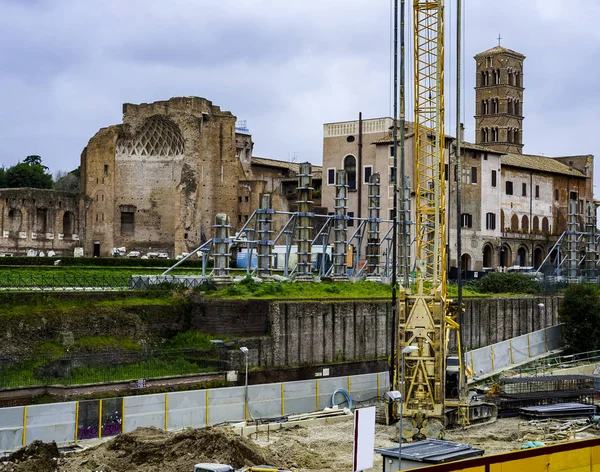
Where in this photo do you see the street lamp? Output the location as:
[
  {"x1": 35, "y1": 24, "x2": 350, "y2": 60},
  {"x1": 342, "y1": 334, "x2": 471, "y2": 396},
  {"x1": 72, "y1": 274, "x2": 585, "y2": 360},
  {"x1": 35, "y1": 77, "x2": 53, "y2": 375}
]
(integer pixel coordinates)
[
  {"x1": 239, "y1": 347, "x2": 249, "y2": 421},
  {"x1": 399, "y1": 345, "x2": 418, "y2": 470}
]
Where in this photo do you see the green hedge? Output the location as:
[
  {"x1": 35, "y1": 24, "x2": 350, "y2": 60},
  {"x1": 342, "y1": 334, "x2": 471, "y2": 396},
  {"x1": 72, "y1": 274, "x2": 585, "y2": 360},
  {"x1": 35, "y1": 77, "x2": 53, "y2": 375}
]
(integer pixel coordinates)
[
  {"x1": 0, "y1": 256, "x2": 208, "y2": 268},
  {"x1": 469, "y1": 272, "x2": 540, "y2": 294}
]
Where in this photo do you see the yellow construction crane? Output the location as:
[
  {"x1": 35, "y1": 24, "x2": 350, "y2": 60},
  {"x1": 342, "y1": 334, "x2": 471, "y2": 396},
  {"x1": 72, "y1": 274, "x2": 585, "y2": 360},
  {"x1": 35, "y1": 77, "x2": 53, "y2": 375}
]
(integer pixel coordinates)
[
  {"x1": 395, "y1": 0, "x2": 449, "y2": 440},
  {"x1": 393, "y1": 0, "x2": 495, "y2": 439}
]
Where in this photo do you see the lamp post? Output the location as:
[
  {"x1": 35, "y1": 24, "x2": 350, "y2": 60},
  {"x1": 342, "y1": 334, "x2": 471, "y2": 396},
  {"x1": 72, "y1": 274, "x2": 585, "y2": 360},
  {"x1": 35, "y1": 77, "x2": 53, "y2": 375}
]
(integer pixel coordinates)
[
  {"x1": 399, "y1": 345, "x2": 418, "y2": 470},
  {"x1": 240, "y1": 346, "x2": 249, "y2": 421}
]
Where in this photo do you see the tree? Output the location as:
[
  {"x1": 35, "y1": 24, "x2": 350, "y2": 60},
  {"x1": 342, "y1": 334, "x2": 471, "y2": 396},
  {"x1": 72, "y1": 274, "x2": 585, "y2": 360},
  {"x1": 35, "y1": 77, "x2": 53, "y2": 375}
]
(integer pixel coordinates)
[
  {"x1": 5, "y1": 156, "x2": 53, "y2": 189},
  {"x1": 53, "y1": 171, "x2": 80, "y2": 193},
  {"x1": 0, "y1": 167, "x2": 6, "y2": 188},
  {"x1": 559, "y1": 285, "x2": 600, "y2": 353},
  {"x1": 23, "y1": 155, "x2": 43, "y2": 166}
]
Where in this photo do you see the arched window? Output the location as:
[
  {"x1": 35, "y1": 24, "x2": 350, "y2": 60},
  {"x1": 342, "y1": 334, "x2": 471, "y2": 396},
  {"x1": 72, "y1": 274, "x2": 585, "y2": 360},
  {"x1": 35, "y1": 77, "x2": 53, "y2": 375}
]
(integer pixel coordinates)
[
  {"x1": 533, "y1": 216, "x2": 539, "y2": 231},
  {"x1": 461, "y1": 253, "x2": 471, "y2": 271},
  {"x1": 483, "y1": 244, "x2": 493, "y2": 268},
  {"x1": 35, "y1": 208, "x2": 48, "y2": 233},
  {"x1": 511, "y1": 214, "x2": 519, "y2": 231},
  {"x1": 534, "y1": 247, "x2": 544, "y2": 269},
  {"x1": 63, "y1": 211, "x2": 75, "y2": 235},
  {"x1": 522, "y1": 215, "x2": 529, "y2": 232},
  {"x1": 499, "y1": 245, "x2": 511, "y2": 267},
  {"x1": 517, "y1": 247, "x2": 528, "y2": 267},
  {"x1": 7, "y1": 208, "x2": 22, "y2": 232},
  {"x1": 344, "y1": 155, "x2": 357, "y2": 191},
  {"x1": 501, "y1": 210, "x2": 506, "y2": 231},
  {"x1": 542, "y1": 217, "x2": 550, "y2": 233}
]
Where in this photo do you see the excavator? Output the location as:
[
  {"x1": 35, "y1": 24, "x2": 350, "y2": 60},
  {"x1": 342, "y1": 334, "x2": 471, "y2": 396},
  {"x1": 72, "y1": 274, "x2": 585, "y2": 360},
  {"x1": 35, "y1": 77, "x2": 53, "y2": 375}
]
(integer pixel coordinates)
[{"x1": 391, "y1": 0, "x2": 496, "y2": 440}]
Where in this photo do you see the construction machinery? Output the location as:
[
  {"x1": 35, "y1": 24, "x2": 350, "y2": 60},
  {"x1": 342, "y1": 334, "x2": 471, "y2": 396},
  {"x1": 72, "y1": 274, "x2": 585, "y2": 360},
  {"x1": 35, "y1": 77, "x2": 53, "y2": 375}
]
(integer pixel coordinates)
[{"x1": 392, "y1": 0, "x2": 496, "y2": 439}]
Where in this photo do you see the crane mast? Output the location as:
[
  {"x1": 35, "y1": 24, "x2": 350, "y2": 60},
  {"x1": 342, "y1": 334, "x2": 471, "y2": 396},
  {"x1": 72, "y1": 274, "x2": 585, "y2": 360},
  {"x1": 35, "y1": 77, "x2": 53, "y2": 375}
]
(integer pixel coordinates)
[{"x1": 396, "y1": 0, "x2": 450, "y2": 440}]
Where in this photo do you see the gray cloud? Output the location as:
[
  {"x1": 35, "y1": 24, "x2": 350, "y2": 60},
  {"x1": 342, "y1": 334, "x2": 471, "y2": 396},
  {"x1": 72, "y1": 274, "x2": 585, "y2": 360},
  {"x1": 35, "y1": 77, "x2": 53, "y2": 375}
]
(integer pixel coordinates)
[{"x1": 0, "y1": 0, "x2": 598, "y2": 195}]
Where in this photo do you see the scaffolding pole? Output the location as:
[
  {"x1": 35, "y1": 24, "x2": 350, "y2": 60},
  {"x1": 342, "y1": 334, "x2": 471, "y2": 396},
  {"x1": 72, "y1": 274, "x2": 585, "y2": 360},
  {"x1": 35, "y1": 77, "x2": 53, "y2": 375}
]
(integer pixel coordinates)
[
  {"x1": 366, "y1": 173, "x2": 381, "y2": 276},
  {"x1": 296, "y1": 162, "x2": 314, "y2": 280},
  {"x1": 332, "y1": 170, "x2": 349, "y2": 279},
  {"x1": 257, "y1": 193, "x2": 274, "y2": 278}
]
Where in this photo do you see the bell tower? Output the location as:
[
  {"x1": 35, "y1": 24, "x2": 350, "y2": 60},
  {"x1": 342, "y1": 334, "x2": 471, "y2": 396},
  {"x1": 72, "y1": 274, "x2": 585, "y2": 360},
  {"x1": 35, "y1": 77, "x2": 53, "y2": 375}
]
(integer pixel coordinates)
[{"x1": 474, "y1": 44, "x2": 525, "y2": 154}]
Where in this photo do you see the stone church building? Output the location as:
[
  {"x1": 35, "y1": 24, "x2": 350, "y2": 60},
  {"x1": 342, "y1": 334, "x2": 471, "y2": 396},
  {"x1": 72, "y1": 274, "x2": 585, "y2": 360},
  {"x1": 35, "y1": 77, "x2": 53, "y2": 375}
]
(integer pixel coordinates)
[
  {"x1": 322, "y1": 45, "x2": 595, "y2": 272},
  {"x1": 0, "y1": 96, "x2": 322, "y2": 257}
]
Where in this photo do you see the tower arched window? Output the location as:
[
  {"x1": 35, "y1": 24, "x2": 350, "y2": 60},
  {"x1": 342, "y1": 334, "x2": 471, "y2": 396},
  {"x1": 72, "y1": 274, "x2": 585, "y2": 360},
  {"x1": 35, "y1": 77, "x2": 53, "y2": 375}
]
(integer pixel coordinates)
[
  {"x1": 344, "y1": 155, "x2": 357, "y2": 191},
  {"x1": 522, "y1": 215, "x2": 529, "y2": 232}
]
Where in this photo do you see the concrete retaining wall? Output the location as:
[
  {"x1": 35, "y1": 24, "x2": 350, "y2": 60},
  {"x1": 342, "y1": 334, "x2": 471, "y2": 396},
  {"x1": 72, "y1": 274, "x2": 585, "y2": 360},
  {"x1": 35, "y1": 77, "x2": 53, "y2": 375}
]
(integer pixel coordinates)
[
  {"x1": 199, "y1": 296, "x2": 561, "y2": 368},
  {"x1": 0, "y1": 371, "x2": 389, "y2": 453}
]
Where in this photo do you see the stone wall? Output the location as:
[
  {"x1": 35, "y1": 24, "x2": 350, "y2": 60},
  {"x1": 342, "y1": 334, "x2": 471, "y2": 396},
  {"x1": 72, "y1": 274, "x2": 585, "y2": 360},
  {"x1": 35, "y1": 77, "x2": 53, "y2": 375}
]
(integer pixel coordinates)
[
  {"x1": 192, "y1": 295, "x2": 562, "y2": 368},
  {"x1": 0, "y1": 188, "x2": 80, "y2": 255}
]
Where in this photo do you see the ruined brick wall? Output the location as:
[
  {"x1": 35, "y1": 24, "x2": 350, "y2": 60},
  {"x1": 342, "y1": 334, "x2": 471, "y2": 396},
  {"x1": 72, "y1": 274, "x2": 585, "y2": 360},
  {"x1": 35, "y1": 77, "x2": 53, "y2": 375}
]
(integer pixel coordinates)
[
  {"x1": 82, "y1": 97, "x2": 242, "y2": 257},
  {"x1": 0, "y1": 188, "x2": 80, "y2": 255}
]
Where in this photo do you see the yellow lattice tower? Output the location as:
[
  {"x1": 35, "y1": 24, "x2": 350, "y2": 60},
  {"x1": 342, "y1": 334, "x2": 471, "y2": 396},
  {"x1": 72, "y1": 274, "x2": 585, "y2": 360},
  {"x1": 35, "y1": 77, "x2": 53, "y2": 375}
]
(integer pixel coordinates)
[
  {"x1": 395, "y1": 0, "x2": 449, "y2": 440},
  {"x1": 413, "y1": 0, "x2": 446, "y2": 294}
]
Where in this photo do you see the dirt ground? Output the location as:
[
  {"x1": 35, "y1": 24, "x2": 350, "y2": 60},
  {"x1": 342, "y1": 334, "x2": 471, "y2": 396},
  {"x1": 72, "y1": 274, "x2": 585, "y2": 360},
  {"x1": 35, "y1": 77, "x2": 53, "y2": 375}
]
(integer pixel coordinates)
[{"x1": 2, "y1": 417, "x2": 600, "y2": 472}]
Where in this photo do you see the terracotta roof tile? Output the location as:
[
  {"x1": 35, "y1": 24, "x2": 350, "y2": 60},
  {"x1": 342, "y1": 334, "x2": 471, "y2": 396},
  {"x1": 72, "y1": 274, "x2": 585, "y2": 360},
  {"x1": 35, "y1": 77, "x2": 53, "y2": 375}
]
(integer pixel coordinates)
[
  {"x1": 251, "y1": 156, "x2": 322, "y2": 173},
  {"x1": 501, "y1": 153, "x2": 586, "y2": 178}
]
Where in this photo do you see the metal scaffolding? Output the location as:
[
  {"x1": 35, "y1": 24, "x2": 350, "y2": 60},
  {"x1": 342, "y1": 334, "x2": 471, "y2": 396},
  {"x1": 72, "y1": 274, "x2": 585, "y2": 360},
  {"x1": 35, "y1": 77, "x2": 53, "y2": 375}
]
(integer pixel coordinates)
[
  {"x1": 296, "y1": 162, "x2": 314, "y2": 280},
  {"x1": 332, "y1": 170, "x2": 348, "y2": 279},
  {"x1": 256, "y1": 193, "x2": 274, "y2": 278},
  {"x1": 585, "y1": 201, "x2": 597, "y2": 281},
  {"x1": 366, "y1": 173, "x2": 381, "y2": 276},
  {"x1": 212, "y1": 213, "x2": 231, "y2": 279},
  {"x1": 566, "y1": 199, "x2": 578, "y2": 279}
]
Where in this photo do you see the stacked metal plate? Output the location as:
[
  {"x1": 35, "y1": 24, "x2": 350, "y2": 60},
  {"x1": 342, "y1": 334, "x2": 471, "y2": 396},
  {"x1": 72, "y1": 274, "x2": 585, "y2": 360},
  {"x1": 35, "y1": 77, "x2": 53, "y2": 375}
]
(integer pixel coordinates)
[{"x1": 520, "y1": 402, "x2": 596, "y2": 418}]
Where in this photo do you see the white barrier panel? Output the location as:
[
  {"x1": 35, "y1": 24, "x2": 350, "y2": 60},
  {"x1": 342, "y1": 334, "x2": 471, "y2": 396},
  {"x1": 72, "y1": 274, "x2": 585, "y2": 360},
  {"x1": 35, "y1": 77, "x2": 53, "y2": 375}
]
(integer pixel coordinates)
[
  {"x1": 0, "y1": 407, "x2": 24, "y2": 452},
  {"x1": 247, "y1": 383, "x2": 282, "y2": 419},
  {"x1": 468, "y1": 325, "x2": 563, "y2": 381},
  {"x1": 349, "y1": 373, "x2": 381, "y2": 403},
  {"x1": 208, "y1": 386, "x2": 245, "y2": 424},
  {"x1": 26, "y1": 402, "x2": 76, "y2": 445},
  {"x1": 282, "y1": 379, "x2": 318, "y2": 415},
  {"x1": 529, "y1": 330, "x2": 547, "y2": 357},
  {"x1": 124, "y1": 394, "x2": 165, "y2": 432},
  {"x1": 0, "y1": 370, "x2": 390, "y2": 453},
  {"x1": 492, "y1": 340, "x2": 512, "y2": 372},
  {"x1": 317, "y1": 377, "x2": 348, "y2": 410},
  {"x1": 547, "y1": 325, "x2": 562, "y2": 351},
  {"x1": 168, "y1": 390, "x2": 207, "y2": 430}
]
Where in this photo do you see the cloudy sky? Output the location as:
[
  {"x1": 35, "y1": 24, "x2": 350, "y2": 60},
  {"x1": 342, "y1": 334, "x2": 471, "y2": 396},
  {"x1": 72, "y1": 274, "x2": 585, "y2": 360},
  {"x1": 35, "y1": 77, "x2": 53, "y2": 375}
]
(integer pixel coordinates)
[{"x1": 1, "y1": 0, "x2": 599, "y2": 194}]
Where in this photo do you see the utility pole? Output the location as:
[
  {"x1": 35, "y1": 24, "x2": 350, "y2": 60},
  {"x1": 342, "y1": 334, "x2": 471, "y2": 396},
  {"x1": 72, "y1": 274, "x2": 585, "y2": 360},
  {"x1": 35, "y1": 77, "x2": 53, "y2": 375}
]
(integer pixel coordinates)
[
  {"x1": 390, "y1": 0, "x2": 399, "y2": 394},
  {"x1": 455, "y1": 0, "x2": 468, "y2": 421},
  {"x1": 400, "y1": 0, "x2": 408, "y2": 286}
]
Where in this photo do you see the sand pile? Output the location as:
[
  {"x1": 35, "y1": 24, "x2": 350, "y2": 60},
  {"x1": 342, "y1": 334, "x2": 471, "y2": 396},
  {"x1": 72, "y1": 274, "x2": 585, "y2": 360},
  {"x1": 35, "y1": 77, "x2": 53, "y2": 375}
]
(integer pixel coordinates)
[
  {"x1": 60, "y1": 427, "x2": 283, "y2": 472},
  {"x1": 0, "y1": 440, "x2": 60, "y2": 472}
]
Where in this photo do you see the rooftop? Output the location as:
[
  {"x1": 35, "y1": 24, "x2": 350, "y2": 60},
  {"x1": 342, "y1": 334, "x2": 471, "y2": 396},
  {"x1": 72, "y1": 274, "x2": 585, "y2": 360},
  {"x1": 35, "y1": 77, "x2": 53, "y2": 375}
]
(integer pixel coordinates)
[
  {"x1": 475, "y1": 45, "x2": 526, "y2": 59},
  {"x1": 502, "y1": 152, "x2": 587, "y2": 178},
  {"x1": 251, "y1": 156, "x2": 322, "y2": 175}
]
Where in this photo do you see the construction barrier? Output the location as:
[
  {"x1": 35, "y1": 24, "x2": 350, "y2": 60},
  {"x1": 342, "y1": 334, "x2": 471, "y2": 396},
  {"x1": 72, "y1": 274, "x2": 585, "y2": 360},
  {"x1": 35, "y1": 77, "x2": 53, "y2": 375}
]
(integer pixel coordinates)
[
  {"x1": 0, "y1": 371, "x2": 389, "y2": 452},
  {"x1": 417, "y1": 436, "x2": 600, "y2": 472},
  {"x1": 468, "y1": 325, "x2": 562, "y2": 382}
]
